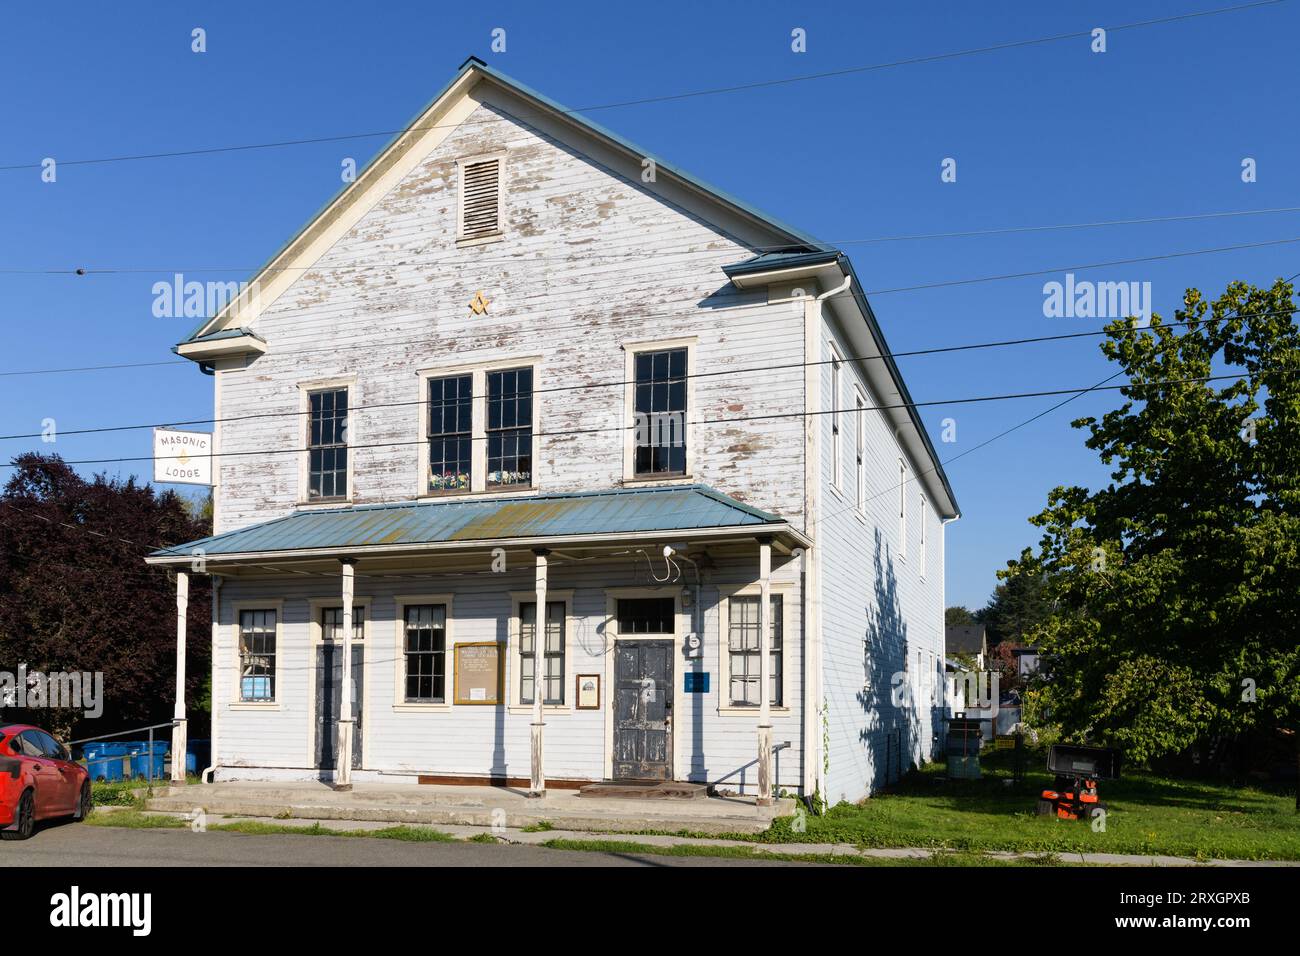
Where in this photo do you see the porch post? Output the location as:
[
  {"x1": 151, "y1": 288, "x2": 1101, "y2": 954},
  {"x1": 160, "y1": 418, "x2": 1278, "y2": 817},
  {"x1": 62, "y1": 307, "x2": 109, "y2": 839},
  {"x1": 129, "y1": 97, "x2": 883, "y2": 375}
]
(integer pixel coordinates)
[
  {"x1": 528, "y1": 548, "x2": 549, "y2": 798},
  {"x1": 170, "y1": 571, "x2": 189, "y2": 784},
  {"x1": 757, "y1": 537, "x2": 774, "y2": 806},
  {"x1": 334, "y1": 558, "x2": 356, "y2": 791}
]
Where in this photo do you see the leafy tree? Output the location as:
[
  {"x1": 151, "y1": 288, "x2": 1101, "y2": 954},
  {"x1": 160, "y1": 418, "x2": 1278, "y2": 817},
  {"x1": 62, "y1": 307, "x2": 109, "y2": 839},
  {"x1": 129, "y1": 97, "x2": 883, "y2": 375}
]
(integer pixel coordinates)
[
  {"x1": 945, "y1": 605, "x2": 975, "y2": 627},
  {"x1": 0, "y1": 454, "x2": 211, "y2": 739},
  {"x1": 974, "y1": 572, "x2": 1054, "y2": 645},
  {"x1": 1010, "y1": 279, "x2": 1299, "y2": 773}
]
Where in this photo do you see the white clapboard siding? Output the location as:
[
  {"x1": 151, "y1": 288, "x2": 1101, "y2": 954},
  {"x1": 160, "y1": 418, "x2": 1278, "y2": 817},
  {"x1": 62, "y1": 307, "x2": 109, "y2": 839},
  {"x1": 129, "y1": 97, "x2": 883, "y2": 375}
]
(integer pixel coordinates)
[{"x1": 215, "y1": 551, "x2": 803, "y2": 791}]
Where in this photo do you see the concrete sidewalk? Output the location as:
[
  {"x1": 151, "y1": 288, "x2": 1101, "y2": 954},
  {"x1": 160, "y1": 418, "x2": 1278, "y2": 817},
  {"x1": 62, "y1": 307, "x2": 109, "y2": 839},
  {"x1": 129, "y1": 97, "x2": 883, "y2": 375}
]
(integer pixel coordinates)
[
  {"x1": 119, "y1": 808, "x2": 1300, "y2": 867},
  {"x1": 145, "y1": 780, "x2": 793, "y2": 835}
]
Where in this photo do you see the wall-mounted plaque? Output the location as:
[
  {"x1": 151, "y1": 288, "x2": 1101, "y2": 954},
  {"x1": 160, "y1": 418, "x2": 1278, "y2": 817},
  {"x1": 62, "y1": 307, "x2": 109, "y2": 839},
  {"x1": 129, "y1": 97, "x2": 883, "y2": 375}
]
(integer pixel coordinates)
[
  {"x1": 575, "y1": 674, "x2": 600, "y2": 710},
  {"x1": 453, "y1": 642, "x2": 502, "y2": 705}
]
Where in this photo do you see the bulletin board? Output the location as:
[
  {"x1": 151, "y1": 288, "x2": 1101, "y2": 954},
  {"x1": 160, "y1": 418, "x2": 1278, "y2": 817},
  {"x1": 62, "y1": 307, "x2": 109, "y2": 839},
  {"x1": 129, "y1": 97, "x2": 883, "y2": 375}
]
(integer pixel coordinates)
[{"x1": 453, "y1": 642, "x2": 503, "y2": 705}]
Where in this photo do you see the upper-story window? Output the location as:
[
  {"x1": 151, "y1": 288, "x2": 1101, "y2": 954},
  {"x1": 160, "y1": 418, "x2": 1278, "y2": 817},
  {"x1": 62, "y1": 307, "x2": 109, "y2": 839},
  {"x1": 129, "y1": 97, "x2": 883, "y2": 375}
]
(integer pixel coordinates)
[
  {"x1": 486, "y1": 367, "x2": 533, "y2": 487},
  {"x1": 830, "y1": 344, "x2": 844, "y2": 491},
  {"x1": 422, "y1": 363, "x2": 537, "y2": 496},
  {"x1": 308, "y1": 387, "x2": 349, "y2": 501},
  {"x1": 458, "y1": 155, "x2": 503, "y2": 242},
  {"x1": 632, "y1": 347, "x2": 687, "y2": 477},
  {"x1": 428, "y1": 374, "x2": 473, "y2": 493}
]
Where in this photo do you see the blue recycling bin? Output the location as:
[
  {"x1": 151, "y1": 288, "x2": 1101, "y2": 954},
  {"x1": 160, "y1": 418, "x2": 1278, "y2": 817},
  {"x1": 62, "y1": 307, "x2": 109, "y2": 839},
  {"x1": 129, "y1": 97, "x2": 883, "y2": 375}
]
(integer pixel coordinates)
[
  {"x1": 185, "y1": 740, "x2": 210, "y2": 776},
  {"x1": 126, "y1": 741, "x2": 167, "y2": 780},
  {"x1": 86, "y1": 742, "x2": 127, "y2": 782}
]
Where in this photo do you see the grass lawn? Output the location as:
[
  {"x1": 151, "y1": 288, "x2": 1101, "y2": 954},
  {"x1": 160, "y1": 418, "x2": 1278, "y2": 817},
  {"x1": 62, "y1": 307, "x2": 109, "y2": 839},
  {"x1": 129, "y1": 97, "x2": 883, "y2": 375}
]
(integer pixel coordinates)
[
  {"x1": 748, "y1": 747, "x2": 1300, "y2": 861},
  {"x1": 539, "y1": 838, "x2": 1069, "y2": 866}
]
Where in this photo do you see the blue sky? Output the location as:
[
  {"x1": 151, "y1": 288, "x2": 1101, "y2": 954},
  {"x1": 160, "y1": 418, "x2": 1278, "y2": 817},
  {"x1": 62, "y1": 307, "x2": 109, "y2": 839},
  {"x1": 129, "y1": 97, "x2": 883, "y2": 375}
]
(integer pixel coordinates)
[{"x1": 1, "y1": 1, "x2": 1297, "y2": 610}]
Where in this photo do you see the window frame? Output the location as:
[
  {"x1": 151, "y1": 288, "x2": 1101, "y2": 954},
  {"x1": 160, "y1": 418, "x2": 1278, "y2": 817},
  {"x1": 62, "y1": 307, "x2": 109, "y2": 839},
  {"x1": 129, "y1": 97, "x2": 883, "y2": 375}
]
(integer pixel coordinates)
[
  {"x1": 717, "y1": 583, "x2": 793, "y2": 716},
  {"x1": 621, "y1": 337, "x2": 696, "y2": 484},
  {"x1": 416, "y1": 359, "x2": 541, "y2": 499},
  {"x1": 919, "y1": 493, "x2": 927, "y2": 576},
  {"x1": 297, "y1": 378, "x2": 355, "y2": 506},
  {"x1": 508, "y1": 590, "x2": 574, "y2": 714},
  {"x1": 455, "y1": 151, "x2": 506, "y2": 246},
  {"x1": 829, "y1": 342, "x2": 845, "y2": 494},
  {"x1": 231, "y1": 601, "x2": 283, "y2": 710},
  {"x1": 392, "y1": 595, "x2": 455, "y2": 712},
  {"x1": 854, "y1": 386, "x2": 867, "y2": 516},
  {"x1": 898, "y1": 455, "x2": 908, "y2": 561}
]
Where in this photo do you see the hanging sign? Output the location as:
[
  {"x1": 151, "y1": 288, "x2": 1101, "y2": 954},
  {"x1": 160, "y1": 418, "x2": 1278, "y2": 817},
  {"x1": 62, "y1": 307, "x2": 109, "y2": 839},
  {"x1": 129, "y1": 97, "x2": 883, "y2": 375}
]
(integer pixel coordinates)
[{"x1": 153, "y1": 428, "x2": 213, "y2": 486}]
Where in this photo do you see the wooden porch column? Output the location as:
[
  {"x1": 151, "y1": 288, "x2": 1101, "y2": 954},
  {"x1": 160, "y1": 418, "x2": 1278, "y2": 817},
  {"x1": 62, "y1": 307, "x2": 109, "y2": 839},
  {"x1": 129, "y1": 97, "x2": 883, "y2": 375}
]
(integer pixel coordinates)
[
  {"x1": 757, "y1": 538, "x2": 774, "y2": 806},
  {"x1": 170, "y1": 571, "x2": 189, "y2": 784},
  {"x1": 334, "y1": 558, "x2": 356, "y2": 791},
  {"x1": 528, "y1": 548, "x2": 549, "y2": 798}
]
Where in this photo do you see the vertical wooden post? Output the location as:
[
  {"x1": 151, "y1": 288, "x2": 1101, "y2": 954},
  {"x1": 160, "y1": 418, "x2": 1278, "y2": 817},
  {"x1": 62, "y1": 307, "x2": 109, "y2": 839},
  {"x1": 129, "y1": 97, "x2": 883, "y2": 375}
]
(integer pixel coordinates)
[
  {"x1": 170, "y1": 572, "x2": 189, "y2": 785},
  {"x1": 334, "y1": 558, "x2": 356, "y2": 791},
  {"x1": 757, "y1": 538, "x2": 774, "y2": 806},
  {"x1": 529, "y1": 548, "x2": 550, "y2": 798}
]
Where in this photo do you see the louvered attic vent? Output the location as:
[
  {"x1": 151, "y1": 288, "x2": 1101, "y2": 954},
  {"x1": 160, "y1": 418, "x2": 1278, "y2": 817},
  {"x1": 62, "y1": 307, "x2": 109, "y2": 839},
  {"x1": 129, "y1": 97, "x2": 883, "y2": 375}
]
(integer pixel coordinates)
[{"x1": 460, "y1": 158, "x2": 501, "y2": 239}]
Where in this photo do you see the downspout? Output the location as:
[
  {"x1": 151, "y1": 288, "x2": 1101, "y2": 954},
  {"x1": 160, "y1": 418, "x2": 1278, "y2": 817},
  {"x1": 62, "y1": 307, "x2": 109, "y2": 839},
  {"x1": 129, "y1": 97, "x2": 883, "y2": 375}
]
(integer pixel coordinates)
[
  {"x1": 801, "y1": 272, "x2": 852, "y2": 808},
  {"x1": 201, "y1": 574, "x2": 222, "y2": 783}
]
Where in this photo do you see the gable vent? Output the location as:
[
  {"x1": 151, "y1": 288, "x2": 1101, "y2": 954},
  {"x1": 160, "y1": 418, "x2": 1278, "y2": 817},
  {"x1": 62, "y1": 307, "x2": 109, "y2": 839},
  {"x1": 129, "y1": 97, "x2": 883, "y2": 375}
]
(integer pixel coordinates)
[{"x1": 460, "y1": 158, "x2": 501, "y2": 239}]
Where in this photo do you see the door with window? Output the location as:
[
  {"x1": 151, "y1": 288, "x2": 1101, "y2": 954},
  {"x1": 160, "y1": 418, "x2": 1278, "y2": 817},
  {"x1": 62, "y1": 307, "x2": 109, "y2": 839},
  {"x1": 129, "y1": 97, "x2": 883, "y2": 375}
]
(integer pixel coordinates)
[
  {"x1": 611, "y1": 597, "x2": 676, "y2": 781},
  {"x1": 315, "y1": 606, "x2": 364, "y2": 772}
]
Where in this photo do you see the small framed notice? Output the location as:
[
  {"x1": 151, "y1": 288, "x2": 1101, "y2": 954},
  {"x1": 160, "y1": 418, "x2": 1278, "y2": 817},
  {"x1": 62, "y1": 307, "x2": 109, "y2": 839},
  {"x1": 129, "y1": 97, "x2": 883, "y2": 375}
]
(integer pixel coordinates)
[
  {"x1": 576, "y1": 674, "x2": 600, "y2": 710},
  {"x1": 453, "y1": 642, "x2": 503, "y2": 705}
]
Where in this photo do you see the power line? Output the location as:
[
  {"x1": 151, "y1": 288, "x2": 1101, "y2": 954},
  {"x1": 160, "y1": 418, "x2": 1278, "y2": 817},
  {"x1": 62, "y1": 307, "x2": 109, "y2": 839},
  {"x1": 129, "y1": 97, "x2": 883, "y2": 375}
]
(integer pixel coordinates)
[
  {"x1": 0, "y1": 1, "x2": 1282, "y2": 174},
  {"x1": 2, "y1": 306, "x2": 1293, "y2": 442},
  {"x1": 9, "y1": 205, "x2": 1300, "y2": 276},
  {"x1": 0, "y1": 370, "x2": 1282, "y2": 470}
]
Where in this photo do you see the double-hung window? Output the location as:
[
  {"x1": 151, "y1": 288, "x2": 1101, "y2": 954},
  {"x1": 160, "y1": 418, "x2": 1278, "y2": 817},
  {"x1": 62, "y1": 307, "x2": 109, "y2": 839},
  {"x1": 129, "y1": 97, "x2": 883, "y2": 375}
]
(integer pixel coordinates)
[
  {"x1": 403, "y1": 604, "x2": 447, "y2": 702},
  {"x1": 322, "y1": 606, "x2": 364, "y2": 642},
  {"x1": 519, "y1": 600, "x2": 565, "y2": 705},
  {"x1": 307, "y1": 388, "x2": 349, "y2": 500},
  {"x1": 486, "y1": 367, "x2": 533, "y2": 487},
  {"x1": 855, "y1": 390, "x2": 866, "y2": 512},
  {"x1": 830, "y1": 349, "x2": 843, "y2": 490},
  {"x1": 239, "y1": 609, "x2": 277, "y2": 702},
  {"x1": 727, "y1": 595, "x2": 783, "y2": 707},
  {"x1": 632, "y1": 348, "x2": 687, "y2": 477},
  {"x1": 898, "y1": 457, "x2": 907, "y2": 558},
  {"x1": 427, "y1": 375, "x2": 473, "y2": 493}
]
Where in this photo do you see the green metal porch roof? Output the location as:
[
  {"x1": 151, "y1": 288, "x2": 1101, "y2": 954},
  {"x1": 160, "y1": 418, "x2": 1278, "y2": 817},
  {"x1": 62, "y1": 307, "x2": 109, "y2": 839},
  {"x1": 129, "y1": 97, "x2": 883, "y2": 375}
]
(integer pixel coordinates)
[{"x1": 148, "y1": 485, "x2": 789, "y2": 562}]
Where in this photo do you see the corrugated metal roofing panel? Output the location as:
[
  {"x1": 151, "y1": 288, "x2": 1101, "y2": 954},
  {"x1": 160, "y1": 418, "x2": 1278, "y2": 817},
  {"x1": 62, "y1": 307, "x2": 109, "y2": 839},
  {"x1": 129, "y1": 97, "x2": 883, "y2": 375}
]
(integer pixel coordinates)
[{"x1": 150, "y1": 484, "x2": 781, "y2": 558}]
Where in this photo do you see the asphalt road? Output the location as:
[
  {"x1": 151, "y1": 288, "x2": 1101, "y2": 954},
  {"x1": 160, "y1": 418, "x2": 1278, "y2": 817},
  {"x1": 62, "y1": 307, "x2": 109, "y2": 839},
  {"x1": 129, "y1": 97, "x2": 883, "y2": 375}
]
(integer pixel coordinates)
[{"x1": 3, "y1": 820, "x2": 823, "y2": 867}]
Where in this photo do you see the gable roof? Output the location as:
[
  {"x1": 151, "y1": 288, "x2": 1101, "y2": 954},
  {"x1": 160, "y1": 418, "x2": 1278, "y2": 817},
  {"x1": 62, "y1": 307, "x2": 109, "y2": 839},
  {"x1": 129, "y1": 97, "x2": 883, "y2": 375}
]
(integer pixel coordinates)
[{"x1": 145, "y1": 484, "x2": 804, "y2": 565}]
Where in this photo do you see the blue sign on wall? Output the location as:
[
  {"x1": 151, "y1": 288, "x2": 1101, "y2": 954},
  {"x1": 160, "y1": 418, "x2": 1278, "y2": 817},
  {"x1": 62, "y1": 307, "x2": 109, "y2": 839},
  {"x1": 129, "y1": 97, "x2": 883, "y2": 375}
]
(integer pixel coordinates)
[{"x1": 684, "y1": 672, "x2": 710, "y2": 694}]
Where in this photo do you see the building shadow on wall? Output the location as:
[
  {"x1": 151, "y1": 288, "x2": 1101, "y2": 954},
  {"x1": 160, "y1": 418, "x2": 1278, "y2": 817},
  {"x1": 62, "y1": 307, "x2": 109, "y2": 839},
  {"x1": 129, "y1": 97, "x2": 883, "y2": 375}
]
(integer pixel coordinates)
[{"x1": 855, "y1": 529, "x2": 920, "y2": 793}]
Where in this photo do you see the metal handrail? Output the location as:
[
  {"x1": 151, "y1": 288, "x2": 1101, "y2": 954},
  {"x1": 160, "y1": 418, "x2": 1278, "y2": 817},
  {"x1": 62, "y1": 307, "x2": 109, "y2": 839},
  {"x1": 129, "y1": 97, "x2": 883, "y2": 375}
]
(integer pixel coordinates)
[{"x1": 68, "y1": 720, "x2": 179, "y2": 789}]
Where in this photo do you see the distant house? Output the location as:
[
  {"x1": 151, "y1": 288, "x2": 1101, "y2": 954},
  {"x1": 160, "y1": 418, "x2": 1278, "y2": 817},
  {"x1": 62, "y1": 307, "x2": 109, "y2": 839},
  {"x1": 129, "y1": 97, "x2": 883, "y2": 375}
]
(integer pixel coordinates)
[
  {"x1": 945, "y1": 624, "x2": 988, "y2": 667},
  {"x1": 1013, "y1": 647, "x2": 1042, "y2": 677}
]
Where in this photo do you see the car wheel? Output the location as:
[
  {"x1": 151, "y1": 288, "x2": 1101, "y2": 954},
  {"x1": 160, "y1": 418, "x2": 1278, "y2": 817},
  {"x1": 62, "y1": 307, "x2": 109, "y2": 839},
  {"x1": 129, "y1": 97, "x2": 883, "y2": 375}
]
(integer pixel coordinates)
[
  {"x1": 2, "y1": 790, "x2": 35, "y2": 841},
  {"x1": 74, "y1": 780, "x2": 92, "y2": 821}
]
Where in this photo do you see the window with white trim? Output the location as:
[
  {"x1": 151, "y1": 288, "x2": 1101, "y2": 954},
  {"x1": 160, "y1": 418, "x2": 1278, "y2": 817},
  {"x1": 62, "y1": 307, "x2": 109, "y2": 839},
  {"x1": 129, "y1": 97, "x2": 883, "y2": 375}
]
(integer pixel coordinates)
[
  {"x1": 727, "y1": 594, "x2": 783, "y2": 707},
  {"x1": 632, "y1": 347, "x2": 688, "y2": 477},
  {"x1": 321, "y1": 606, "x2": 364, "y2": 642},
  {"x1": 486, "y1": 367, "x2": 533, "y2": 487},
  {"x1": 427, "y1": 374, "x2": 473, "y2": 493},
  {"x1": 830, "y1": 348, "x2": 843, "y2": 489},
  {"x1": 854, "y1": 389, "x2": 866, "y2": 512},
  {"x1": 307, "y1": 387, "x2": 349, "y2": 501},
  {"x1": 423, "y1": 364, "x2": 536, "y2": 495},
  {"x1": 919, "y1": 494, "x2": 927, "y2": 573},
  {"x1": 403, "y1": 604, "x2": 447, "y2": 702},
  {"x1": 238, "y1": 609, "x2": 277, "y2": 702},
  {"x1": 518, "y1": 600, "x2": 565, "y2": 705},
  {"x1": 898, "y1": 457, "x2": 907, "y2": 558},
  {"x1": 459, "y1": 157, "x2": 501, "y2": 240}
]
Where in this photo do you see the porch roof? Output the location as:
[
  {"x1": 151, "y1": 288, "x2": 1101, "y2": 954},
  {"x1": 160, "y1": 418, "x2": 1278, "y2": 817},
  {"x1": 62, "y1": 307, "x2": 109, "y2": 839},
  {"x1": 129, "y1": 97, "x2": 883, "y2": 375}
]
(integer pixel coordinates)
[{"x1": 145, "y1": 484, "x2": 806, "y2": 566}]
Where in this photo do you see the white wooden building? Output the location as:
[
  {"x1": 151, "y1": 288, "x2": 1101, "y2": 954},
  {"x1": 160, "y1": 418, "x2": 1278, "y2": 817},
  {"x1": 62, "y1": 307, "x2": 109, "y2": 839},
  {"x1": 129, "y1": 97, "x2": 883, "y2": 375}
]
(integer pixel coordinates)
[{"x1": 147, "y1": 57, "x2": 960, "y2": 806}]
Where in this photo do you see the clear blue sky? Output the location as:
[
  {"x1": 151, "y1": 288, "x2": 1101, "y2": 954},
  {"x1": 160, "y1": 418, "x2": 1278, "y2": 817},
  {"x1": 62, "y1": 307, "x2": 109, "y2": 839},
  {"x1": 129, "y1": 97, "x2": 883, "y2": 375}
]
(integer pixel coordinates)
[{"x1": 2, "y1": 1, "x2": 1297, "y2": 610}]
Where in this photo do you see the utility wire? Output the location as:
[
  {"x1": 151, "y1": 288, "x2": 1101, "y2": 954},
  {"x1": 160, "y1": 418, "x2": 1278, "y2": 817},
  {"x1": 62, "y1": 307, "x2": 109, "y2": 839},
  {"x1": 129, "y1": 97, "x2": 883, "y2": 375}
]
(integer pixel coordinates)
[
  {"x1": 2, "y1": 306, "x2": 1292, "y2": 442},
  {"x1": 0, "y1": 1, "x2": 1282, "y2": 174}
]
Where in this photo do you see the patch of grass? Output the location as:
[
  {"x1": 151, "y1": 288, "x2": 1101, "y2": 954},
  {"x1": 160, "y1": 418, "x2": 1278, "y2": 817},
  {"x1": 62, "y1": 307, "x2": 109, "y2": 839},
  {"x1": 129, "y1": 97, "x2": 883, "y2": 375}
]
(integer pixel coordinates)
[
  {"x1": 740, "y1": 748, "x2": 1300, "y2": 861},
  {"x1": 521, "y1": 820, "x2": 554, "y2": 832},
  {"x1": 539, "y1": 838, "x2": 1066, "y2": 867},
  {"x1": 84, "y1": 809, "x2": 187, "y2": 829},
  {"x1": 466, "y1": 832, "x2": 503, "y2": 844},
  {"x1": 207, "y1": 820, "x2": 455, "y2": 842}
]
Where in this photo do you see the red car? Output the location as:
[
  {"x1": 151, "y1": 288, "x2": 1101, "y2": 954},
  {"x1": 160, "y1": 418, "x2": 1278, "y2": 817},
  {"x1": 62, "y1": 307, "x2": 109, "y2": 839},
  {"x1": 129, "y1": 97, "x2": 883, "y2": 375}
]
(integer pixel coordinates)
[{"x1": 0, "y1": 724, "x2": 91, "y2": 840}]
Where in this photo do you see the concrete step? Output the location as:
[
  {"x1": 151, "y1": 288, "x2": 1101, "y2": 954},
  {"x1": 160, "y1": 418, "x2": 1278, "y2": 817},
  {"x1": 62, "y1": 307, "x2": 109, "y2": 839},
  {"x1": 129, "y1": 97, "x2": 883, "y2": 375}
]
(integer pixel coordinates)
[{"x1": 578, "y1": 782, "x2": 708, "y2": 800}]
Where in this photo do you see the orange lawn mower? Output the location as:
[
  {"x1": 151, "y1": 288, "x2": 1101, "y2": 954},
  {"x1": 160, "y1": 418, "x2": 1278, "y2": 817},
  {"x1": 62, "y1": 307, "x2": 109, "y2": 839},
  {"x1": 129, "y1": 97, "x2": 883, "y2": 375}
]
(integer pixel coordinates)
[{"x1": 1035, "y1": 744, "x2": 1122, "y2": 822}]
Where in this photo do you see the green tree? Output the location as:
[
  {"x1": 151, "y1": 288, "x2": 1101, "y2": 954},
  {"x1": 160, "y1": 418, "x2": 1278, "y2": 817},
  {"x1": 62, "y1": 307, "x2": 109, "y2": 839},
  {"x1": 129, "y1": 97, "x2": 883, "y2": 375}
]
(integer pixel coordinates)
[
  {"x1": 1011, "y1": 279, "x2": 1300, "y2": 770},
  {"x1": 975, "y1": 572, "x2": 1054, "y2": 645},
  {"x1": 945, "y1": 606, "x2": 974, "y2": 627}
]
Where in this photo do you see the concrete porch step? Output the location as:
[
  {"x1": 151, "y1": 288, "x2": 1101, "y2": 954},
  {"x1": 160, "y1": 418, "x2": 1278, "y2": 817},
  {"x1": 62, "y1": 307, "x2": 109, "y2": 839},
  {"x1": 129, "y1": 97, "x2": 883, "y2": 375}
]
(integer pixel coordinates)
[
  {"x1": 578, "y1": 781, "x2": 708, "y2": 800},
  {"x1": 145, "y1": 781, "x2": 792, "y2": 836}
]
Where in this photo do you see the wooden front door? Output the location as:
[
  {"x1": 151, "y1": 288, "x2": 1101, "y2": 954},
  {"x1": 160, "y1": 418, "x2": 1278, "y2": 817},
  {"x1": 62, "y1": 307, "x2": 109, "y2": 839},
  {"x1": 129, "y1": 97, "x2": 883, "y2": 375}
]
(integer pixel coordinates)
[
  {"x1": 613, "y1": 640, "x2": 673, "y2": 781},
  {"x1": 316, "y1": 643, "x2": 363, "y2": 771}
]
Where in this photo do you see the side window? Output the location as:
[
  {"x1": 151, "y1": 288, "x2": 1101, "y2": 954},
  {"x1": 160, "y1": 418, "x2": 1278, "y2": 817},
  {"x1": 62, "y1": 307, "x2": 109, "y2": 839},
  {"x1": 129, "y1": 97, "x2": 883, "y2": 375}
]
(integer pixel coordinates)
[
  {"x1": 239, "y1": 609, "x2": 277, "y2": 702},
  {"x1": 36, "y1": 731, "x2": 65, "y2": 759},
  {"x1": 486, "y1": 367, "x2": 533, "y2": 488},
  {"x1": 404, "y1": 604, "x2": 447, "y2": 703},
  {"x1": 17, "y1": 732, "x2": 44, "y2": 758},
  {"x1": 427, "y1": 375, "x2": 473, "y2": 493}
]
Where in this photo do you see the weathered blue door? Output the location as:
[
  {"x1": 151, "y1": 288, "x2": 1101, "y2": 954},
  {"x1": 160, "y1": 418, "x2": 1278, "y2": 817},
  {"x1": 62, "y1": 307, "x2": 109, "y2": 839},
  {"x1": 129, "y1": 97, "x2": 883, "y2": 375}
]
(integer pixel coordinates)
[
  {"x1": 316, "y1": 644, "x2": 363, "y2": 771},
  {"x1": 613, "y1": 640, "x2": 673, "y2": 780}
]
